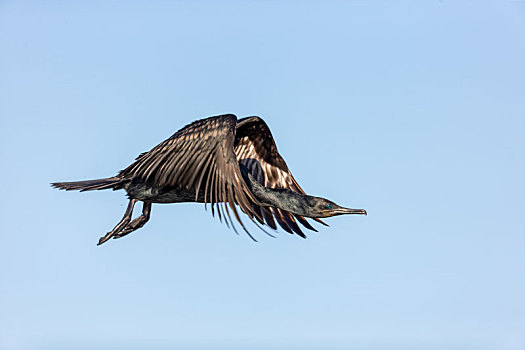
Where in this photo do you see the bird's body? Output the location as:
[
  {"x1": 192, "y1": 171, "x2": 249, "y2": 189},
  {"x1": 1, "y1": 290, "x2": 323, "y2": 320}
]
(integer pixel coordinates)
[{"x1": 52, "y1": 114, "x2": 366, "y2": 245}]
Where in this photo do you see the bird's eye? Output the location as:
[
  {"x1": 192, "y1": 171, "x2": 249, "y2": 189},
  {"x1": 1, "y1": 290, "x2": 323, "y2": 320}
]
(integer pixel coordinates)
[{"x1": 326, "y1": 204, "x2": 333, "y2": 209}]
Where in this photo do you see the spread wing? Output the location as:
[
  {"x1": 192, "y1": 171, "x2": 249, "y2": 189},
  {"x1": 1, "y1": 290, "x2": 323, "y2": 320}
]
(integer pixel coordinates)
[
  {"x1": 119, "y1": 114, "x2": 262, "y2": 235},
  {"x1": 234, "y1": 116, "x2": 326, "y2": 237}
]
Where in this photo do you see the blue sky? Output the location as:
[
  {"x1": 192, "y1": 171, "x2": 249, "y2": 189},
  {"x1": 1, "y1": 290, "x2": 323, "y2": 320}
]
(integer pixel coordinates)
[{"x1": 1, "y1": 1, "x2": 524, "y2": 349}]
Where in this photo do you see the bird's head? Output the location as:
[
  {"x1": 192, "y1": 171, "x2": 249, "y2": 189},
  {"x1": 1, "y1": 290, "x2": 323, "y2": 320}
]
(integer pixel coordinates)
[{"x1": 305, "y1": 196, "x2": 367, "y2": 218}]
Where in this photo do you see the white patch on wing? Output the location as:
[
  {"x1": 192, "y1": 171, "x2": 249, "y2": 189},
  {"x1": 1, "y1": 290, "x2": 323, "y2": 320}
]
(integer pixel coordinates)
[{"x1": 235, "y1": 137, "x2": 300, "y2": 192}]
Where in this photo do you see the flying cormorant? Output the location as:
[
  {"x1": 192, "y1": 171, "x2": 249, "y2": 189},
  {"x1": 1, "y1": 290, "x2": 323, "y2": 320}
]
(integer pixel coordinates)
[{"x1": 52, "y1": 114, "x2": 366, "y2": 245}]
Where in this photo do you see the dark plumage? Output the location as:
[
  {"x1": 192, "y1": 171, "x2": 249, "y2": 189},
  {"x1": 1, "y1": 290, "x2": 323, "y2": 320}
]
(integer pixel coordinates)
[{"x1": 52, "y1": 114, "x2": 366, "y2": 245}]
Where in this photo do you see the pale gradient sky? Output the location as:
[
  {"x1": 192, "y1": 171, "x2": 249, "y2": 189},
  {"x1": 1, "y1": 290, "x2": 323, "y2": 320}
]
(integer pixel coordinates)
[{"x1": 1, "y1": 1, "x2": 524, "y2": 349}]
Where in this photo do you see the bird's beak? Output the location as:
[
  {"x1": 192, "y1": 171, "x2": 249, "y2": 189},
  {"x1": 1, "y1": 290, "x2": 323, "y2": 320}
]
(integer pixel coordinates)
[{"x1": 332, "y1": 207, "x2": 367, "y2": 216}]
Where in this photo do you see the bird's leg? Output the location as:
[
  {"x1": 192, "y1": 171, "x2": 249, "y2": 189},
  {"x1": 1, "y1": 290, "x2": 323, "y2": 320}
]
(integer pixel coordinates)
[
  {"x1": 113, "y1": 201, "x2": 152, "y2": 240},
  {"x1": 97, "y1": 199, "x2": 138, "y2": 245}
]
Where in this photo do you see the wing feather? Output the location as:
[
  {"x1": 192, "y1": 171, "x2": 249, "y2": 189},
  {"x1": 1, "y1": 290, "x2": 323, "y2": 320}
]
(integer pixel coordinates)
[
  {"x1": 119, "y1": 114, "x2": 262, "y2": 234},
  {"x1": 234, "y1": 116, "x2": 325, "y2": 236}
]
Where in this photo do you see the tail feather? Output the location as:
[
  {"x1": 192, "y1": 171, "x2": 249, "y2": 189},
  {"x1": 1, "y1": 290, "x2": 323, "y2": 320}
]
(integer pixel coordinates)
[{"x1": 51, "y1": 177, "x2": 125, "y2": 192}]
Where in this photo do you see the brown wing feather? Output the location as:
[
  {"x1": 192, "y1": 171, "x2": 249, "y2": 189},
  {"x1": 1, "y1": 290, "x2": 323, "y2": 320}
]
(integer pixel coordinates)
[
  {"x1": 234, "y1": 116, "x2": 325, "y2": 236},
  {"x1": 119, "y1": 114, "x2": 262, "y2": 234}
]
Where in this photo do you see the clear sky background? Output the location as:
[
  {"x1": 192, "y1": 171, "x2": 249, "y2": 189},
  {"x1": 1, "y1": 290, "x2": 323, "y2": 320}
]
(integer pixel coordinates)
[{"x1": 1, "y1": 1, "x2": 524, "y2": 349}]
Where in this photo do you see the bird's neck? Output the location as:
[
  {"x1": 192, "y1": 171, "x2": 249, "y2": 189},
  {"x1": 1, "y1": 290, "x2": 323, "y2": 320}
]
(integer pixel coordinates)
[{"x1": 240, "y1": 166, "x2": 308, "y2": 216}]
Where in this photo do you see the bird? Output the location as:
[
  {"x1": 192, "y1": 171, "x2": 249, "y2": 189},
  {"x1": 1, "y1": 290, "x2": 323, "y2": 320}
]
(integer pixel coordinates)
[{"x1": 52, "y1": 114, "x2": 366, "y2": 245}]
